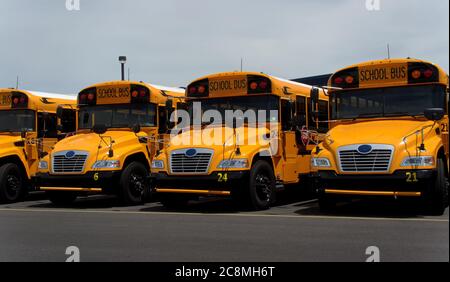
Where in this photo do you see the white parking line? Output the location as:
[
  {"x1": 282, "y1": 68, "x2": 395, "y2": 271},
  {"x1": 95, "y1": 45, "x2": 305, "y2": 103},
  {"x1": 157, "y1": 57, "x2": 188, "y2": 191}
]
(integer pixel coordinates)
[{"x1": 0, "y1": 208, "x2": 448, "y2": 223}]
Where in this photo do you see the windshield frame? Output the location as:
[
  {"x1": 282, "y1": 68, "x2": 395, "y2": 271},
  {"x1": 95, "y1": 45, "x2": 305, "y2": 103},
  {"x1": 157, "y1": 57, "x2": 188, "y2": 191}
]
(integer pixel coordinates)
[
  {"x1": 330, "y1": 84, "x2": 447, "y2": 120},
  {"x1": 0, "y1": 109, "x2": 36, "y2": 133},
  {"x1": 78, "y1": 103, "x2": 158, "y2": 130},
  {"x1": 187, "y1": 95, "x2": 280, "y2": 126}
]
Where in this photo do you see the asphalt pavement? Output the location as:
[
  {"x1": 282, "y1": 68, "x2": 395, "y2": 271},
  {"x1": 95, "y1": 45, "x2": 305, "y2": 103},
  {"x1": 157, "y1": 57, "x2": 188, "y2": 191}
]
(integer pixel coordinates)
[{"x1": 0, "y1": 192, "x2": 448, "y2": 262}]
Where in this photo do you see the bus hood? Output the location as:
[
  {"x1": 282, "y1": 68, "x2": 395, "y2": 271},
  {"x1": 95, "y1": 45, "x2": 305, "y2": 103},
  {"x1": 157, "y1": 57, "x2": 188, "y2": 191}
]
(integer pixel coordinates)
[
  {"x1": 51, "y1": 130, "x2": 146, "y2": 159},
  {"x1": 167, "y1": 125, "x2": 273, "y2": 157},
  {"x1": 0, "y1": 135, "x2": 22, "y2": 157},
  {"x1": 327, "y1": 119, "x2": 434, "y2": 148}
]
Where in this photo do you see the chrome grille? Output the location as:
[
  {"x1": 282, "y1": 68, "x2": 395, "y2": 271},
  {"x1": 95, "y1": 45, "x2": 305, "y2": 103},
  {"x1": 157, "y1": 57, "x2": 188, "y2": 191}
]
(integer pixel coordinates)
[
  {"x1": 170, "y1": 149, "x2": 213, "y2": 174},
  {"x1": 338, "y1": 145, "x2": 394, "y2": 173},
  {"x1": 52, "y1": 151, "x2": 88, "y2": 173}
]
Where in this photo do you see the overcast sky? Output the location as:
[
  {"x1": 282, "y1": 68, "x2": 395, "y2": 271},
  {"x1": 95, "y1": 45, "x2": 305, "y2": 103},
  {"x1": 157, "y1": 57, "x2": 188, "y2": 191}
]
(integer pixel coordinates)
[{"x1": 0, "y1": 0, "x2": 448, "y2": 94}]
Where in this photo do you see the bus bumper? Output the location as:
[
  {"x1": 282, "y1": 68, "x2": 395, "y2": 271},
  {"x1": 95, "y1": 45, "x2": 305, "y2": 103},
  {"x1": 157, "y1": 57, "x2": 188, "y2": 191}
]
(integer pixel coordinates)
[
  {"x1": 35, "y1": 171, "x2": 122, "y2": 194},
  {"x1": 314, "y1": 170, "x2": 436, "y2": 198},
  {"x1": 150, "y1": 171, "x2": 249, "y2": 196}
]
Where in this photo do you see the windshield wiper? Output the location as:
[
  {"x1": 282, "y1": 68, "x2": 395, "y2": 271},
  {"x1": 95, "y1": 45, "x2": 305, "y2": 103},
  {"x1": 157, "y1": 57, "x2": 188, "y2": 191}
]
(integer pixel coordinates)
[
  {"x1": 352, "y1": 113, "x2": 383, "y2": 120},
  {"x1": 0, "y1": 129, "x2": 17, "y2": 133},
  {"x1": 384, "y1": 112, "x2": 419, "y2": 118}
]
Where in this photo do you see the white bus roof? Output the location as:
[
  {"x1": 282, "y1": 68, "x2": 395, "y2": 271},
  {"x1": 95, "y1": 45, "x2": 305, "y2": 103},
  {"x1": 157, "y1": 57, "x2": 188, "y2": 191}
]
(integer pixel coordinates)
[
  {"x1": 146, "y1": 84, "x2": 185, "y2": 94},
  {"x1": 23, "y1": 90, "x2": 77, "y2": 101}
]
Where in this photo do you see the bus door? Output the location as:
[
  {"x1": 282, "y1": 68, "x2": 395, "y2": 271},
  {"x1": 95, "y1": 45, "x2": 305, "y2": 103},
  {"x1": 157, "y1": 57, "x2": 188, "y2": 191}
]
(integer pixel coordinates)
[{"x1": 280, "y1": 98, "x2": 299, "y2": 183}]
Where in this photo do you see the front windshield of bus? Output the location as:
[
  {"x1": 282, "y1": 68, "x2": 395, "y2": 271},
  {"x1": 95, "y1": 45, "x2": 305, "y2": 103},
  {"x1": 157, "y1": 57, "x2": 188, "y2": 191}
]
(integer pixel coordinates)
[
  {"x1": 188, "y1": 95, "x2": 279, "y2": 125},
  {"x1": 331, "y1": 85, "x2": 446, "y2": 120},
  {"x1": 0, "y1": 110, "x2": 35, "y2": 133},
  {"x1": 78, "y1": 104, "x2": 157, "y2": 129}
]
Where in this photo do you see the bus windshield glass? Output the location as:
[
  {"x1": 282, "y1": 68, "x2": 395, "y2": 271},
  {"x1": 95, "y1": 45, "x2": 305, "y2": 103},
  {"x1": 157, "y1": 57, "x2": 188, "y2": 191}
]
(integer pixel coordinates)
[
  {"x1": 188, "y1": 95, "x2": 279, "y2": 125},
  {"x1": 78, "y1": 104, "x2": 157, "y2": 129},
  {"x1": 331, "y1": 85, "x2": 446, "y2": 120},
  {"x1": 0, "y1": 110, "x2": 35, "y2": 133}
]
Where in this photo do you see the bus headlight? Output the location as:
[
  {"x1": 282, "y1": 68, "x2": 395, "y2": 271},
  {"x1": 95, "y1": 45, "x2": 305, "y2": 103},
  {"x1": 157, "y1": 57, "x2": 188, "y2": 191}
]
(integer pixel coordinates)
[
  {"x1": 38, "y1": 161, "x2": 48, "y2": 170},
  {"x1": 401, "y1": 156, "x2": 434, "y2": 167},
  {"x1": 151, "y1": 160, "x2": 165, "y2": 169},
  {"x1": 218, "y1": 159, "x2": 248, "y2": 169},
  {"x1": 92, "y1": 160, "x2": 121, "y2": 169},
  {"x1": 311, "y1": 158, "x2": 331, "y2": 168}
]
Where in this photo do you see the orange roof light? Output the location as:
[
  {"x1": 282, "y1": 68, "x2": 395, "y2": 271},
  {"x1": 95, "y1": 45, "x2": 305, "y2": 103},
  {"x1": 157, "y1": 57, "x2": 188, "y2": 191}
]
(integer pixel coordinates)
[
  {"x1": 345, "y1": 76, "x2": 354, "y2": 84},
  {"x1": 412, "y1": 70, "x2": 421, "y2": 80}
]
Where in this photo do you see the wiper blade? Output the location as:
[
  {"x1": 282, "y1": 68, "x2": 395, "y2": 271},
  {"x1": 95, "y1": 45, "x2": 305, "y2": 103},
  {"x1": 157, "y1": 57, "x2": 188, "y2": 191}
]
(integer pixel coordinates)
[
  {"x1": 384, "y1": 112, "x2": 419, "y2": 118},
  {"x1": 352, "y1": 113, "x2": 383, "y2": 119},
  {"x1": 0, "y1": 129, "x2": 16, "y2": 133}
]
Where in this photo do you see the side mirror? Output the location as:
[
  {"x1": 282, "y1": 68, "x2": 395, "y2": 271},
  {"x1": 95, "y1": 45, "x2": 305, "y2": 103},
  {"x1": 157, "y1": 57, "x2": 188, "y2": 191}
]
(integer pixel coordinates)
[
  {"x1": 310, "y1": 87, "x2": 320, "y2": 105},
  {"x1": 56, "y1": 106, "x2": 64, "y2": 119},
  {"x1": 93, "y1": 124, "x2": 107, "y2": 135},
  {"x1": 424, "y1": 108, "x2": 445, "y2": 121},
  {"x1": 165, "y1": 99, "x2": 173, "y2": 110},
  {"x1": 21, "y1": 130, "x2": 27, "y2": 139},
  {"x1": 132, "y1": 124, "x2": 141, "y2": 134}
]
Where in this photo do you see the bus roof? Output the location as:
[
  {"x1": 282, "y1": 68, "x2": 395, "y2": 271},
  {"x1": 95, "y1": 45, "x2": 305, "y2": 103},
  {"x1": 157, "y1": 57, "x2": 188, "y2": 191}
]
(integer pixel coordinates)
[
  {"x1": 80, "y1": 81, "x2": 184, "y2": 96},
  {"x1": 188, "y1": 71, "x2": 328, "y2": 100},
  {"x1": 22, "y1": 91, "x2": 77, "y2": 101},
  {"x1": 0, "y1": 88, "x2": 77, "y2": 111},
  {"x1": 329, "y1": 58, "x2": 448, "y2": 90}
]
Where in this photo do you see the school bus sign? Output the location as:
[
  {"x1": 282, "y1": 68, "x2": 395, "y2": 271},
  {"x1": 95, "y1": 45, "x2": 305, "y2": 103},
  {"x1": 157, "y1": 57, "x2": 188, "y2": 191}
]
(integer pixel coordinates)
[
  {"x1": 96, "y1": 85, "x2": 131, "y2": 105},
  {"x1": 360, "y1": 63, "x2": 407, "y2": 87}
]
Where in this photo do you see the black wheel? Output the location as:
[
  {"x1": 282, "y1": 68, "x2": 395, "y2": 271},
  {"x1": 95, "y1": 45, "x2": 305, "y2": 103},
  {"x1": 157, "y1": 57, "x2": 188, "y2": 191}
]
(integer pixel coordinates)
[
  {"x1": 47, "y1": 191, "x2": 78, "y2": 206},
  {"x1": 160, "y1": 194, "x2": 191, "y2": 209},
  {"x1": 0, "y1": 163, "x2": 26, "y2": 204},
  {"x1": 424, "y1": 158, "x2": 449, "y2": 216},
  {"x1": 318, "y1": 193, "x2": 336, "y2": 212},
  {"x1": 246, "y1": 160, "x2": 276, "y2": 210},
  {"x1": 119, "y1": 162, "x2": 150, "y2": 205}
]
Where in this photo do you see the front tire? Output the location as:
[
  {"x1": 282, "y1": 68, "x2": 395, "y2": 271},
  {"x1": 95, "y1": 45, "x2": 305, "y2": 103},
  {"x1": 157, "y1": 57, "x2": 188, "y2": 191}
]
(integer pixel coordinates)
[
  {"x1": 424, "y1": 158, "x2": 449, "y2": 216},
  {"x1": 246, "y1": 160, "x2": 276, "y2": 211},
  {"x1": 0, "y1": 163, "x2": 26, "y2": 204},
  {"x1": 119, "y1": 162, "x2": 150, "y2": 206}
]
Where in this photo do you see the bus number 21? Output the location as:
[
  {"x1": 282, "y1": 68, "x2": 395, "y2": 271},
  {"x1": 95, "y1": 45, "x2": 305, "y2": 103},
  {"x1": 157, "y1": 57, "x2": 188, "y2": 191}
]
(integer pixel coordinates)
[{"x1": 406, "y1": 172, "x2": 419, "y2": 183}]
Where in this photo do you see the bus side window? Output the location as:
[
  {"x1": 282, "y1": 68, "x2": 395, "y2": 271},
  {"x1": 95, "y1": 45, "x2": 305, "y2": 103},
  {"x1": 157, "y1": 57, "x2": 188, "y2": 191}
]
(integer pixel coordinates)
[
  {"x1": 307, "y1": 98, "x2": 315, "y2": 130},
  {"x1": 281, "y1": 99, "x2": 294, "y2": 131},
  {"x1": 60, "y1": 109, "x2": 76, "y2": 133},
  {"x1": 296, "y1": 96, "x2": 307, "y2": 127},
  {"x1": 38, "y1": 113, "x2": 58, "y2": 138},
  {"x1": 318, "y1": 100, "x2": 329, "y2": 133}
]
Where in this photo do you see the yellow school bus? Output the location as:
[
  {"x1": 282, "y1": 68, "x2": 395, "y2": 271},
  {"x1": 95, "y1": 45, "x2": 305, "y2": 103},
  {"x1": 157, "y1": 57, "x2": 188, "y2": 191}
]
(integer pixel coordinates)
[
  {"x1": 311, "y1": 58, "x2": 449, "y2": 215},
  {"x1": 0, "y1": 89, "x2": 77, "y2": 203},
  {"x1": 150, "y1": 72, "x2": 329, "y2": 210},
  {"x1": 36, "y1": 81, "x2": 185, "y2": 205}
]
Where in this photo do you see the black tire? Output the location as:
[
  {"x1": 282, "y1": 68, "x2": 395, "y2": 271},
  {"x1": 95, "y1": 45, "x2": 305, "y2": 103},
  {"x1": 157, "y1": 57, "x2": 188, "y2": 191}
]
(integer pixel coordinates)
[
  {"x1": 0, "y1": 163, "x2": 26, "y2": 204},
  {"x1": 245, "y1": 160, "x2": 276, "y2": 211},
  {"x1": 160, "y1": 194, "x2": 190, "y2": 209},
  {"x1": 424, "y1": 158, "x2": 449, "y2": 216},
  {"x1": 119, "y1": 162, "x2": 150, "y2": 206},
  {"x1": 318, "y1": 194, "x2": 336, "y2": 212},
  {"x1": 47, "y1": 191, "x2": 78, "y2": 206}
]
